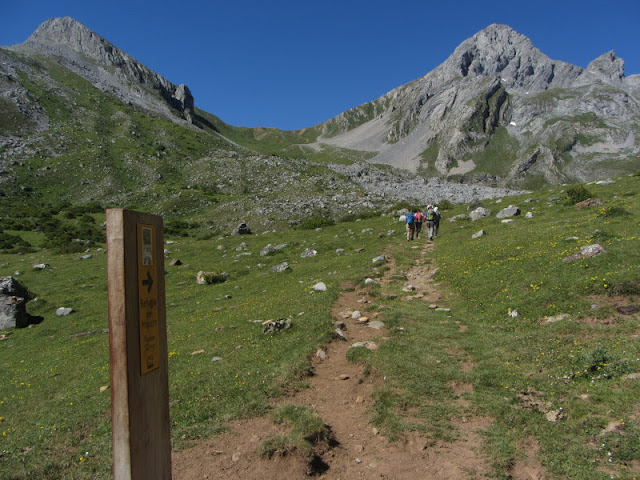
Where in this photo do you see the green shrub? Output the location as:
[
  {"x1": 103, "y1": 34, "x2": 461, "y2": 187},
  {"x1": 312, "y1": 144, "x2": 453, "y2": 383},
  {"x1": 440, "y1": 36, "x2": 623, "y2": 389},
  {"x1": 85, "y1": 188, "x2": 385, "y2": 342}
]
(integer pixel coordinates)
[
  {"x1": 564, "y1": 185, "x2": 593, "y2": 205},
  {"x1": 165, "y1": 219, "x2": 200, "y2": 237},
  {"x1": 0, "y1": 232, "x2": 35, "y2": 253},
  {"x1": 296, "y1": 215, "x2": 335, "y2": 230},
  {"x1": 438, "y1": 199, "x2": 453, "y2": 210},
  {"x1": 595, "y1": 206, "x2": 630, "y2": 218},
  {"x1": 569, "y1": 346, "x2": 632, "y2": 380}
]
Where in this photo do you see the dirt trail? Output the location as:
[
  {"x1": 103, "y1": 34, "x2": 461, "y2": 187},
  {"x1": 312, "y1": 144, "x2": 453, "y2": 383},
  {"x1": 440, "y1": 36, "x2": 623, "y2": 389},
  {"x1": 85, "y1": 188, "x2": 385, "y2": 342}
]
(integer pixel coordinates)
[{"x1": 172, "y1": 242, "x2": 543, "y2": 479}]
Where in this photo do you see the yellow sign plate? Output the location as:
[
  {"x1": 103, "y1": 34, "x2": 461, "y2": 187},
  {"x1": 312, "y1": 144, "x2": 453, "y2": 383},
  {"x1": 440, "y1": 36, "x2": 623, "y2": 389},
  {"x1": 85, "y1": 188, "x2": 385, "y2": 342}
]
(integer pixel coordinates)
[{"x1": 137, "y1": 224, "x2": 160, "y2": 375}]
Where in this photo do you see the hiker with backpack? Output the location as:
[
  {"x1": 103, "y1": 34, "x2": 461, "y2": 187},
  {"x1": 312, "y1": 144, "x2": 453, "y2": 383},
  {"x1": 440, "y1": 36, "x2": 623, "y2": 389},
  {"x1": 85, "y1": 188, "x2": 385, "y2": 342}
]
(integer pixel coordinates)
[
  {"x1": 424, "y1": 205, "x2": 437, "y2": 241},
  {"x1": 433, "y1": 206, "x2": 441, "y2": 238},
  {"x1": 414, "y1": 209, "x2": 423, "y2": 238},
  {"x1": 404, "y1": 210, "x2": 417, "y2": 241}
]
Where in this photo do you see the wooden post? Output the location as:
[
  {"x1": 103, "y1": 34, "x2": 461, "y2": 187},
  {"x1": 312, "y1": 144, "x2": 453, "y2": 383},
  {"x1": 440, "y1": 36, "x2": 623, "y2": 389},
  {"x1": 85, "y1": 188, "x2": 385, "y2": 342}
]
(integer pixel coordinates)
[{"x1": 106, "y1": 209, "x2": 171, "y2": 480}]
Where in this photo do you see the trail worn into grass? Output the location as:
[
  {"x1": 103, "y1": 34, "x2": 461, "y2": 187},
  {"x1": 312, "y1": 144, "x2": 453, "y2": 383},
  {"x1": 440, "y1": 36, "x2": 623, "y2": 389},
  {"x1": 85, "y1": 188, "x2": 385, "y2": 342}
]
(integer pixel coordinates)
[{"x1": 172, "y1": 241, "x2": 543, "y2": 479}]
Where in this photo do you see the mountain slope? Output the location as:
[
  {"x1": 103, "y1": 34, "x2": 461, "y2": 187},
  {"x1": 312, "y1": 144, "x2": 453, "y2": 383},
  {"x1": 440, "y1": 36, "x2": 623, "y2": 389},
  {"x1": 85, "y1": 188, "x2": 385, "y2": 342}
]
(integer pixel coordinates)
[
  {"x1": 1, "y1": 18, "x2": 524, "y2": 231},
  {"x1": 307, "y1": 24, "x2": 640, "y2": 188}
]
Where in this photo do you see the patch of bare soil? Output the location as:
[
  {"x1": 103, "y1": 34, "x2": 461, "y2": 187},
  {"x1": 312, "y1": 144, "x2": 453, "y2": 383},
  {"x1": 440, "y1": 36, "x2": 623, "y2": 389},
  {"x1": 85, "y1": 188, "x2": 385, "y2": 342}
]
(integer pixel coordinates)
[{"x1": 172, "y1": 241, "x2": 546, "y2": 479}]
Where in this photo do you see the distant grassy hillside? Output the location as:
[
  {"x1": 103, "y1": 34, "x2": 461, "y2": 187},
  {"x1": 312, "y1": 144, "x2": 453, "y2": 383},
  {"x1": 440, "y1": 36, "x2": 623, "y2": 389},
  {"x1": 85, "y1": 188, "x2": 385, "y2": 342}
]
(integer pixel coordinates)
[{"x1": 1, "y1": 174, "x2": 638, "y2": 479}]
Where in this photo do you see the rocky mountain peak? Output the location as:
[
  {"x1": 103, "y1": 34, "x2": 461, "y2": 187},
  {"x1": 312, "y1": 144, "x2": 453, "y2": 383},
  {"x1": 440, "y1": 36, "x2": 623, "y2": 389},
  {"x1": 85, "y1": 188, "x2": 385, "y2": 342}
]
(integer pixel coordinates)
[
  {"x1": 438, "y1": 23, "x2": 582, "y2": 93},
  {"x1": 26, "y1": 17, "x2": 101, "y2": 53},
  {"x1": 587, "y1": 50, "x2": 625, "y2": 83},
  {"x1": 14, "y1": 17, "x2": 196, "y2": 124}
]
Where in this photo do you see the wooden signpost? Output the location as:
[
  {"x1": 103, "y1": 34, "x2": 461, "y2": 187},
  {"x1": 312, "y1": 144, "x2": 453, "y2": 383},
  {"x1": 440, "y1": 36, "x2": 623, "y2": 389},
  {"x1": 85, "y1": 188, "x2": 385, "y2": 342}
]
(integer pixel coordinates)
[{"x1": 106, "y1": 209, "x2": 171, "y2": 480}]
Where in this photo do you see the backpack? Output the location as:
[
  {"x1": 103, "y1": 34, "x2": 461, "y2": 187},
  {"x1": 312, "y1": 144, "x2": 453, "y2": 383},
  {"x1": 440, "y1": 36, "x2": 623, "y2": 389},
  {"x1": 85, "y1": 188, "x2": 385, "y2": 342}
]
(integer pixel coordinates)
[
  {"x1": 425, "y1": 209, "x2": 435, "y2": 221},
  {"x1": 415, "y1": 212, "x2": 423, "y2": 222},
  {"x1": 406, "y1": 213, "x2": 415, "y2": 224}
]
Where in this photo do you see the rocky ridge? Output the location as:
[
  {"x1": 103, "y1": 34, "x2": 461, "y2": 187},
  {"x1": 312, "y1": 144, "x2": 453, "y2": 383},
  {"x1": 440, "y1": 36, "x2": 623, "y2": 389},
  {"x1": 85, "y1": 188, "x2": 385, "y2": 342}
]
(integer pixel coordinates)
[
  {"x1": 8, "y1": 17, "x2": 196, "y2": 124},
  {"x1": 313, "y1": 24, "x2": 640, "y2": 187}
]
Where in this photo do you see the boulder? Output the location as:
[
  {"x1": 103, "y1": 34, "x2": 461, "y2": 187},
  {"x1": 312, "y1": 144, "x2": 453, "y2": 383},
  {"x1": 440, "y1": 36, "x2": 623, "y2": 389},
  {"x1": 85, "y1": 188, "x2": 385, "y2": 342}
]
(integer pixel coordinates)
[
  {"x1": 313, "y1": 282, "x2": 327, "y2": 292},
  {"x1": 260, "y1": 244, "x2": 276, "y2": 256},
  {"x1": 469, "y1": 207, "x2": 491, "y2": 221},
  {"x1": 563, "y1": 244, "x2": 606, "y2": 262},
  {"x1": 196, "y1": 271, "x2": 229, "y2": 284},
  {"x1": 0, "y1": 277, "x2": 39, "y2": 329},
  {"x1": 232, "y1": 222, "x2": 252, "y2": 235},
  {"x1": 496, "y1": 205, "x2": 521, "y2": 218},
  {"x1": 575, "y1": 198, "x2": 603, "y2": 210}
]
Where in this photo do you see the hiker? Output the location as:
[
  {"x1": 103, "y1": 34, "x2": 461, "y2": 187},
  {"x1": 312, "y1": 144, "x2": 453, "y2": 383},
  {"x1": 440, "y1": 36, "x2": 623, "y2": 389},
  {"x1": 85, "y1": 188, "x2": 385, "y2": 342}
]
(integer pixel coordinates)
[
  {"x1": 404, "y1": 210, "x2": 417, "y2": 241},
  {"x1": 414, "y1": 209, "x2": 423, "y2": 238},
  {"x1": 433, "y1": 206, "x2": 441, "y2": 238},
  {"x1": 424, "y1": 205, "x2": 437, "y2": 241}
]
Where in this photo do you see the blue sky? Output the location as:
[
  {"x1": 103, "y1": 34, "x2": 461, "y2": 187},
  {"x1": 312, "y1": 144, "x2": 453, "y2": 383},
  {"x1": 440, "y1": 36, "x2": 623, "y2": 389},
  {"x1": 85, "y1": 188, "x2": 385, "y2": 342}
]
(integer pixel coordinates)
[{"x1": 2, "y1": 0, "x2": 638, "y2": 130}]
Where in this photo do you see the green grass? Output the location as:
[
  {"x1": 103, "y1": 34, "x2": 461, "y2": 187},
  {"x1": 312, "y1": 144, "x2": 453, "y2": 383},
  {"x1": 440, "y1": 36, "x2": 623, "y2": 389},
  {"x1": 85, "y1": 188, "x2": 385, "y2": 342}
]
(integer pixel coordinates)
[
  {"x1": 356, "y1": 175, "x2": 640, "y2": 479},
  {"x1": 0, "y1": 215, "x2": 397, "y2": 479},
  {"x1": 259, "y1": 405, "x2": 332, "y2": 458},
  {"x1": 1, "y1": 175, "x2": 639, "y2": 479}
]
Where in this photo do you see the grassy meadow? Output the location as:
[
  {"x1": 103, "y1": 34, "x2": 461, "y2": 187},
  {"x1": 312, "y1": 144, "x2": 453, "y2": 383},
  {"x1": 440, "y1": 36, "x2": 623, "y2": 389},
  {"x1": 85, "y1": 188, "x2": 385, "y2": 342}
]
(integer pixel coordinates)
[{"x1": 1, "y1": 174, "x2": 639, "y2": 479}]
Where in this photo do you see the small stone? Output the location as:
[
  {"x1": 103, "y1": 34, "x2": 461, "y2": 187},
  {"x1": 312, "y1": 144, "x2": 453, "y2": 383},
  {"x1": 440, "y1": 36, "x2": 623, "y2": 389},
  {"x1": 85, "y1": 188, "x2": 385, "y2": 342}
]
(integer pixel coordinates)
[
  {"x1": 56, "y1": 307, "x2": 73, "y2": 316},
  {"x1": 334, "y1": 329, "x2": 349, "y2": 341},
  {"x1": 313, "y1": 282, "x2": 327, "y2": 292},
  {"x1": 368, "y1": 321, "x2": 385, "y2": 330},
  {"x1": 339, "y1": 374, "x2": 350, "y2": 380},
  {"x1": 316, "y1": 349, "x2": 327, "y2": 360},
  {"x1": 99, "y1": 385, "x2": 110, "y2": 393},
  {"x1": 543, "y1": 313, "x2": 570, "y2": 323}
]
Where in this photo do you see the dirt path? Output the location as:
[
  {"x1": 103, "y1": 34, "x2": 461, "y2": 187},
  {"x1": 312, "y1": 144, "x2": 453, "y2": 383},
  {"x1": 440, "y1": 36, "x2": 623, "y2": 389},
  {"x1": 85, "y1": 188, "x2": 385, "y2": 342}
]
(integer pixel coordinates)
[{"x1": 172, "y1": 242, "x2": 541, "y2": 479}]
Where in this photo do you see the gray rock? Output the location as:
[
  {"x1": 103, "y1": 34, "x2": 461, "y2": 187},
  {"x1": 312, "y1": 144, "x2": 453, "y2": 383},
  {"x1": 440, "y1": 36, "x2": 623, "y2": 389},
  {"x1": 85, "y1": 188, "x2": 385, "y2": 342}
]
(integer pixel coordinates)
[
  {"x1": 470, "y1": 207, "x2": 492, "y2": 221},
  {"x1": 260, "y1": 244, "x2": 276, "y2": 256},
  {"x1": 262, "y1": 318, "x2": 292, "y2": 333},
  {"x1": 372, "y1": 255, "x2": 386, "y2": 263},
  {"x1": 232, "y1": 223, "x2": 252, "y2": 235},
  {"x1": 333, "y1": 329, "x2": 349, "y2": 341},
  {"x1": 472, "y1": 230, "x2": 487, "y2": 239},
  {"x1": 496, "y1": 206, "x2": 521, "y2": 218},
  {"x1": 270, "y1": 262, "x2": 292, "y2": 273},
  {"x1": 313, "y1": 282, "x2": 327, "y2": 292},
  {"x1": 368, "y1": 321, "x2": 386, "y2": 330},
  {"x1": 301, "y1": 248, "x2": 318, "y2": 258},
  {"x1": 56, "y1": 307, "x2": 73, "y2": 316},
  {"x1": 448, "y1": 214, "x2": 469, "y2": 222},
  {"x1": 0, "y1": 277, "x2": 38, "y2": 329},
  {"x1": 563, "y1": 244, "x2": 606, "y2": 262}
]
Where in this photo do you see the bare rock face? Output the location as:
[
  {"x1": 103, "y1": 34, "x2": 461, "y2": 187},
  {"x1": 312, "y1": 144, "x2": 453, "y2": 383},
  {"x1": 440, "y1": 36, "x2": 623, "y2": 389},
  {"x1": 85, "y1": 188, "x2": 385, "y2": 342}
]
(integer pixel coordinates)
[
  {"x1": 313, "y1": 24, "x2": 640, "y2": 187},
  {"x1": 13, "y1": 17, "x2": 196, "y2": 124},
  {"x1": 587, "y1": 51, "x2": 625, "y2": 83}
]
